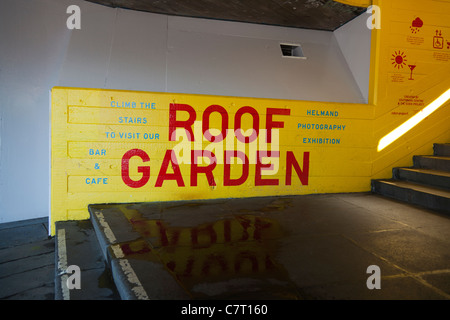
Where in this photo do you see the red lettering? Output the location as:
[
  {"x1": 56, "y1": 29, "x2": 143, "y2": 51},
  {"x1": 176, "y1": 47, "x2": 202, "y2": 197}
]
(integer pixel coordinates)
[
  {"x1": 202, "y1": 253, "x2": 227, "y2": 275},
  {"x1": 255, "y1": 151, "x2": 279, "y2": 186},
  {"x1": 285, "y1": 151, "x2": 309, "y2": 185},
  {"x1": 191, "y1": 224, "x2": 217, "y2": 246},
  {"x1": 191, "y1": 150, "x2": 217, "y2": 187},
  {"x1": 224, "y1": 220, "x2": 231, "y2": 242},
  {"x1": 169, "y1": 103, "x2": 196, "y2": 141},
  {"x1": 156, "y1": 221, "x2": 169, "y2": 246},
  {"x1": 155, "y1": 150, "x2": 185, "y2": 187},
  {"x1": 121, "y1": 149, "x2": 150, "y2": 188},
  {"x1": 237, "y1": 216, "x2": 251, "y2": 241},
  {"x1": 266, "y1": 108, "x2": 290, "y2": 143},
  {"x1": 234, "y1": 106, "x2": 259, "y2": 143},
  {"x1": 202, "y1": 105, "x2": 228, "y2": 142},
  {"x1": 235, "y1": 252, "x2": 258, "y2": 272},
  {"x1": 253, "y1": 217, "x2": 272, "y2": 240},
  {"x1": 224, "y1": 150, "x2": 249, "y2": 186}
]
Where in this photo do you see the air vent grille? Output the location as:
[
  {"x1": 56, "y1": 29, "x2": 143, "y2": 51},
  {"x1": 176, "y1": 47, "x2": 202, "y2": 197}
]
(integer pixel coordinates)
[{"x1": 280, "y1": 43, "x2": 306, "y2": 59}]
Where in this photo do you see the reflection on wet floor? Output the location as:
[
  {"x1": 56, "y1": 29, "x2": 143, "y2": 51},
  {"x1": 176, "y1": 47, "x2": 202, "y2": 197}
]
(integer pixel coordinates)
[{"x1": 108, "y1": 200, "x2": 303, "y2": 299}]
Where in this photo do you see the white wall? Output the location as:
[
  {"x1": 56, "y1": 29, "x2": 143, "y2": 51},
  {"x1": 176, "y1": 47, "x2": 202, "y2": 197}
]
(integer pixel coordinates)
[
  {"x1": 165, "y1": 15, "x2": 366, "y2": 101},
  {"x1": 0, "y1": 0, "x2": 370, "y2": 223},
  {"x1": 334, "y1": 13, "x2": 372, "y2": 103},
  {"x1": 0, "y1": 0, "x2": 72, "y2": 224}
]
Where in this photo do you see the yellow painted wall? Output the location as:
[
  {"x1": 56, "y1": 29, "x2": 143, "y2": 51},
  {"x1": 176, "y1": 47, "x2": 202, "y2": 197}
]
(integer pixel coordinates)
[
  {"x1": 50, "y1": 0, "x2": 450, "y2": 234},
  {"x1": 51, "y1": 89, "x2": 373, "y2": 233},
  {"x1": 371, "y1": 0, "x2": 450, "y2": 178}
]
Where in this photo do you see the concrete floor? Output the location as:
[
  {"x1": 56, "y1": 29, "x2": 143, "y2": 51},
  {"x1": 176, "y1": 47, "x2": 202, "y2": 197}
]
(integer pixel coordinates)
[
  {"x1": 1, "y1": 192, "x2": 450, "y2": 300},
  {"x1": 0, "y1": 217, "x2": 54, "y2": 299}
]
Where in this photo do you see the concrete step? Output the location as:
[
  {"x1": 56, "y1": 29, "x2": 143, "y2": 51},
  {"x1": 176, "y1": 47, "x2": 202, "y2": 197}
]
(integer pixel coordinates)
[
  {"x1": 371, "y1": 179, "x2": 450, "y2": 214},
  {"x1": 393, "y1": 167, "x2": 450, "y2": 190},
  {"x1": 54, "y1": 220, "x2": 120, "y2": 300},
  {"x1": 413, "y1": 155, "x2": 450, "y2": 171},
  {"x1": 434, "y1": 143, "x2": 450, "y2": 157}
]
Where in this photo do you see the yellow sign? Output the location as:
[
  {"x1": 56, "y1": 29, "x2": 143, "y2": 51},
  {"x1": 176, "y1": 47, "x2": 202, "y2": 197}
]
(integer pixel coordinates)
[{"x1": 51, "y1": 88, "x2": 374, "y2": 234}]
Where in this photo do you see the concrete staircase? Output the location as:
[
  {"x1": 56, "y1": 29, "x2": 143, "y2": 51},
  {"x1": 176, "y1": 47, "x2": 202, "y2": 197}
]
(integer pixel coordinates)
[{"x1": 372, "y1": 143, "x2": 450, "y2": 214}]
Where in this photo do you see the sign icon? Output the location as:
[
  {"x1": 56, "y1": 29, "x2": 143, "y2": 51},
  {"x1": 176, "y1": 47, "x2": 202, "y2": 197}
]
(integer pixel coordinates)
[
  {"x1": 434, "y1": 30, "x2": 444, "y2": 49},
  {"x1": 410, "y1": 17, "x2": 423, "y2": 33},
  {"x1": 391, "y1": 51, "x2": 407, "y2": 69},
  {"x1": 408, "y1": 65, "x2": 416, "y2": 80}
]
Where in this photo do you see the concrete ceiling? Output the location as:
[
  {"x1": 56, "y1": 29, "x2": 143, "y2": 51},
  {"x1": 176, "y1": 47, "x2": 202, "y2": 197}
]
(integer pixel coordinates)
[{"x1": 84, "y1": 0, "x2": 368, "y2": 31}]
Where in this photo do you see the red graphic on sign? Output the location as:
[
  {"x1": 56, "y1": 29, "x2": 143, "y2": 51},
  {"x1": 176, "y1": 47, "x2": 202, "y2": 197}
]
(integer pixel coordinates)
[
  {"x1": 410, "y1": 17, "x2": 423, "y2": 33},
  {"x1": 434, "y1": 30, "x2": 444, "y2": 49},
  {"x1": 408, "y1": 64, "x2": 416, "y2": 80},
  {"x1": 391, "y1": 51, "x2": 407, "y2": 69}
]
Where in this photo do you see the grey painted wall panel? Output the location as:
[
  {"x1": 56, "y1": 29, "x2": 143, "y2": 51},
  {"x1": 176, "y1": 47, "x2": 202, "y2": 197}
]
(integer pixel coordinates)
[
  {"x1": 105, "y1": 9, "x2": 168, "y2": 92},
  {"x1": 334, "y1": 13, "x2": 371, "y2": 103}
]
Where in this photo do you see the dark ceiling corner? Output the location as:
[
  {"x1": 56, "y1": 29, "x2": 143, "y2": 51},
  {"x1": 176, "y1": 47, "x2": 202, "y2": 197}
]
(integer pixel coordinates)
[{"x1": 84, "y1": 0, "x2": 367, "y2": 31}]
